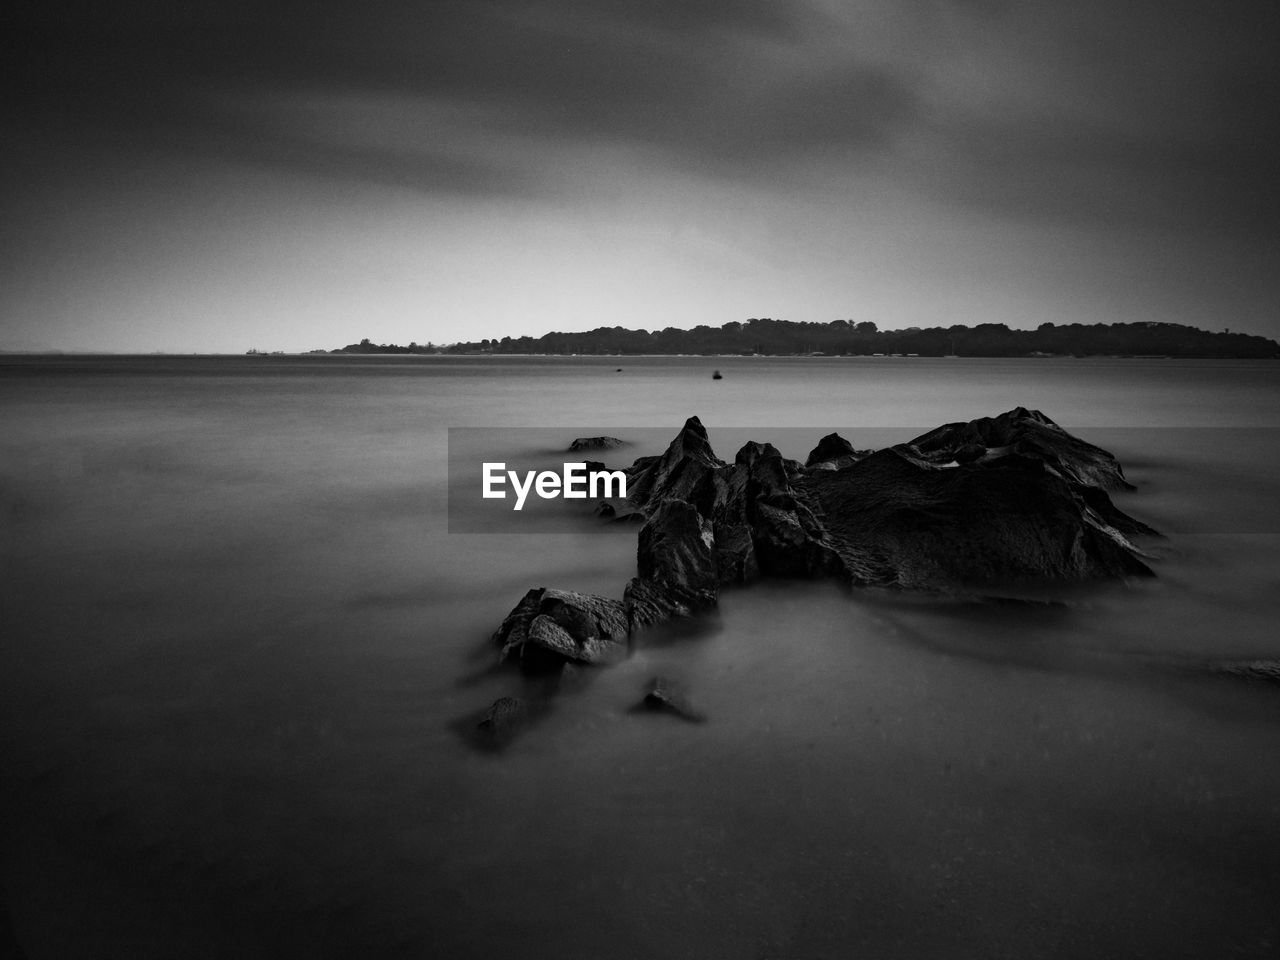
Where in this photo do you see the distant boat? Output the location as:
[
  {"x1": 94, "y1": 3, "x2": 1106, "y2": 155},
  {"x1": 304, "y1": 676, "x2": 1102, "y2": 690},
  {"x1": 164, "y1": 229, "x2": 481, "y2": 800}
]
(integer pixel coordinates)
[{"x1": 712, "y1": 370, "x2": 723, "y2": 380}]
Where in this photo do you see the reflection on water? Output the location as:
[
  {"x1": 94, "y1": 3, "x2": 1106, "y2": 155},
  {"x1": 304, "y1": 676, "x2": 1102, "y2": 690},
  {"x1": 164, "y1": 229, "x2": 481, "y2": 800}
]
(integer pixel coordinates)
[{"x1": 2, "y1": 356, "x2": 1279, "y2": 958}]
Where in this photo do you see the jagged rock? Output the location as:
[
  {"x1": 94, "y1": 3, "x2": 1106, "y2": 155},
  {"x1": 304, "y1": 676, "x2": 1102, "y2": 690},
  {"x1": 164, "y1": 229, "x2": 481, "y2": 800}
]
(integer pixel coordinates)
[
  {"x1": 910, "y1": 407, "x2": 1135, "y2": 490},
  {"x1": 731, "y1": 441, "x2": 844, "y2": 579},
  {"x1": 735, "y1": 440, "x2": 784, "y2": 468},
  {"x1": 799, "y1": 446, "x2": 1153, "y2": 588},
  {"x1": 805, "y1": 432, "x2": 855, "y2": 467},
  {"x1": 627, "y1": 416, "x2": 724, "y2": 515},
  {"x1": 709, "y1": 463, "x2": 759, "y2": 584},
  {"x1": 493, "y1": 587, "x2": 629, "y2": 669},
  {"x1": 636, "y1": 499, "x2": 719, "y2": 608},
  {"x1": 569, "y1": 436, "x2": 626, "y2": 452},
  {"x1": 637, "y1": 677, "x2": 706, "y2": 723},
  {"x1": 805, "y1": 432, "x2": 874, "y2": 471},
  {"x1": 711, "y1": 519, "x2": 758, "y2": 584},
  {"x1": 623, "y1": 576, "x2": 694, "y2": 632},
  {"x1": 477, "y1": 697, "x2": 528, "y2": 741},
  {"x1": 490, "y1": 408, "x2": 1159, "y2": 691},
  {"x1": 749, "y1": 499, "x2": 846, "y2": 578}
]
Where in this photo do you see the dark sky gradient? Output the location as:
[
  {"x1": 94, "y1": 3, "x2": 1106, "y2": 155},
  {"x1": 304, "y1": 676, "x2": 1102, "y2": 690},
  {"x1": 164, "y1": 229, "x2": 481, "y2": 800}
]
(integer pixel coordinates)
[{"x1": 3, "y1": 1, "x2": 1278, "y2": 351}]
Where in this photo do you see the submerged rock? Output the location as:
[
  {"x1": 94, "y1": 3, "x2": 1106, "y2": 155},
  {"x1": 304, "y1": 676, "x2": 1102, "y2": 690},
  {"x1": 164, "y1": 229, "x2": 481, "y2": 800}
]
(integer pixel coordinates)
[
  {"x1": 565, "y1": 408, "x2": 1155, "y2": 621},
  {"x1": 476, "y1": 697, "x2": 529, "y2": 742},
  {"x1": 569, "y1": 436, "x2": 626, "y2": 452},
  {"x1": 637, "y1": 677, "x2": 706, "y2": 723},
  {"x1": 480, "y1": 408, "x2": 1161, "y2": 734}
]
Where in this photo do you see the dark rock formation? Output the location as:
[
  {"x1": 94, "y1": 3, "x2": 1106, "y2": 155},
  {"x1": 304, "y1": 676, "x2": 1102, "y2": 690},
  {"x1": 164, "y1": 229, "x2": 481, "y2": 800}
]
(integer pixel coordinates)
[
  {"x1": 622, "y1": 576, "x2": 696, "y2": 632},
  {"x1": 909, "y1": 406, "x2": 1135, "y2": 490},
  {"x1": 493, "y1": 588, "x2": 630, "y2": 670},
  {"x1": 637, "y1": 499, "x2": 719, "y2": 606},
  {"x1": 636, "y1": 677, "x2": 706, "y2": 723},
  {"x1": 569, "y1": 436, "x2": 626, "y2": 452},
  {"x1": 476, "y1": 697, "x2": 529, "y2": 743},
  {"x1": 627, "y1": 416, "x2": 722, "y2": 516},
  {"x1": 805, "y1": 432, "x2": 857, "y2": 467},
  {"x1": 800, "y1": 446, "x2": 1153, "y2": 587},
  {"x1": 490, "y1": 408, "x2": 1158, "y2": 688}
]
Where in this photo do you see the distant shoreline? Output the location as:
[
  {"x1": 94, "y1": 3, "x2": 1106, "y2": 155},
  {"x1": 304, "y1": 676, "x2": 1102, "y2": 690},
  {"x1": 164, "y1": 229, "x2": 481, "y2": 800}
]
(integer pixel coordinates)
[
  {"x1": 5, "y1": 351, "x2": 1279, "y2": 359},
  {"x1": 327, "y1": 319, "x2": 1280, "y2": 360}
]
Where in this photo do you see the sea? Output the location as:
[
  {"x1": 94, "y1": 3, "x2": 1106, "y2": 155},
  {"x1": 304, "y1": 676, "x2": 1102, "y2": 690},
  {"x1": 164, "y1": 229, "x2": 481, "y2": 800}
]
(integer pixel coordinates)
[{"x1": 2, "y1": 354, "x2": 1279, "y2": 959}]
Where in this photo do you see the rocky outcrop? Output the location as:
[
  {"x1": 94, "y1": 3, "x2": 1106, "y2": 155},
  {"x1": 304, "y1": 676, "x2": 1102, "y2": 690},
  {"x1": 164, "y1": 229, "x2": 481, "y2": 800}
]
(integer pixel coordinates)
[
  {"x1": 637, "y1": 499, "x2": 719, "y2": 607},
  {"x1": 800, "y1": 446, "x2": 1153, "y2": 588},
  {"x1": 908, "y1": 406, "x2": 1135, "y2": 490},
  {"x1": 493, "y1": 587, "x2": 630, "y2": 671},
  {"x1": 804, "y1": 432, "x2": 873, "y2": 470},
  {"x1": 626, "y1": 416, "x2": 723, "y2": 516},
  {"x1": 488, "y1": 408, "x2": 1159, "y2": 674}
]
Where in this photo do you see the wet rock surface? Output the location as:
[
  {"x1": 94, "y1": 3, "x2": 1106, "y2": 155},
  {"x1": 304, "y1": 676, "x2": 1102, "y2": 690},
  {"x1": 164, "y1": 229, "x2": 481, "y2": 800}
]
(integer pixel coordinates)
[
  {"x1": 496, "y1": 407, "x2": 1158, "y2": 643},
  {"x1": 636, "y1": 677, "x2": 706, "y2": 723},
  {"x1": 472, "y1": 408, "x2": 1162, "y2": 746},
  {"x1": 908, "y1": 406, "x2": 1135, "y2": 491},
  {"x1": 492, "y1": 587, "x2": 630, "y2": 670}
]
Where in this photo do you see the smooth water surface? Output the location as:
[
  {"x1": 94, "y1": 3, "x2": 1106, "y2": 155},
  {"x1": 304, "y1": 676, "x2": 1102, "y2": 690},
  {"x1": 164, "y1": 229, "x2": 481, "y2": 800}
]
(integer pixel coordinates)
[{"x1": 2, "y1": 355, "x2": 1279, "y2": 958}]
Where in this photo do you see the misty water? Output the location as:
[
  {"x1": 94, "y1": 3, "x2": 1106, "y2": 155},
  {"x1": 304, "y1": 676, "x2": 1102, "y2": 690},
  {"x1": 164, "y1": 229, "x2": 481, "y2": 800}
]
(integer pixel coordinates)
[{"x1": 2, "y1": 355, "x2": 1279, "y2": 958}]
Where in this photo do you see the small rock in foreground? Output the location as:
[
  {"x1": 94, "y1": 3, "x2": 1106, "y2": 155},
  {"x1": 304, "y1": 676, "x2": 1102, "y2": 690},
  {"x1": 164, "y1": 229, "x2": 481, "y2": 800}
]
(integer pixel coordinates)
[
  {"x1": 637, "y1": 677, "x2": 706, "y2": 723},
  {"x1": 476, "y1": 697, "x2": 529, "y2": 743}
]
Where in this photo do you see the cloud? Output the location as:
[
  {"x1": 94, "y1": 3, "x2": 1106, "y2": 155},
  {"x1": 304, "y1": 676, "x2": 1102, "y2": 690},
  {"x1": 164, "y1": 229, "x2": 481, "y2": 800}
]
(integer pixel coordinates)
[
  {"x1": 2, "y1": 1, "x2": 913, "y2": 191},
  {"x1": 895, "y1": 1, "x2": 1280, "y2": 231},
  {"x1": 3, "y1": 0, "x2": 1279, "y2": 232}
]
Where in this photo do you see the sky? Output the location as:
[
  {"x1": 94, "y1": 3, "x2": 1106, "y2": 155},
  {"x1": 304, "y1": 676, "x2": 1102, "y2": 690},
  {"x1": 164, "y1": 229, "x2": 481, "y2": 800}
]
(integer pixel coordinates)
[{"x1": 2, "y1": 0, "x2": 1278, "y2": 352}]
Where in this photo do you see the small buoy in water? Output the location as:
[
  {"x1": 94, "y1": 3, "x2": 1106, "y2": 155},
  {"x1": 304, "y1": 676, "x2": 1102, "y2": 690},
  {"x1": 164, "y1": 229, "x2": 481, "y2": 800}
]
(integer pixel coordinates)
[{"x1": 712, "y1": 370, "x2": 722, "y2": 380}]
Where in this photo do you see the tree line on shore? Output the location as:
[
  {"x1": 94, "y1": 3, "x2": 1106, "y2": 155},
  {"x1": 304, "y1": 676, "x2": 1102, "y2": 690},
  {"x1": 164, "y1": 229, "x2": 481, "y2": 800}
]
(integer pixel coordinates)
[{"x1": 329, "y1": 319, "x2": 1279, "y2": 359}]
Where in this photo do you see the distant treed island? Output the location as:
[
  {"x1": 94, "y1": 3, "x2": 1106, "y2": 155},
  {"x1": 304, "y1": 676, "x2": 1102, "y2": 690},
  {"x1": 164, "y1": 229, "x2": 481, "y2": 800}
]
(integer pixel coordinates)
[{"x1": 326, "y1": 319, "x2": 1279, "y2": 358}]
